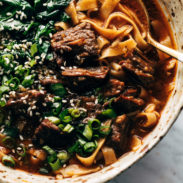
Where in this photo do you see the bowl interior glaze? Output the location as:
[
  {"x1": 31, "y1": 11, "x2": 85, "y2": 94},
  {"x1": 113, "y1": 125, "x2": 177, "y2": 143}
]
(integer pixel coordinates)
[{"x1": 1, "y1": 0, "x2": 183, "y2": 183}]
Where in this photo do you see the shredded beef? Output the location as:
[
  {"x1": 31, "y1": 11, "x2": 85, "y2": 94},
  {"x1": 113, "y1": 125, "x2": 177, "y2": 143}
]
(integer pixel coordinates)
[
  {"x1": 101, "y1": 79, "x2": 125, "y2": 97},
  {"x1": 120, "y1": 54, "x2": 155, "y2": 88},
  {"x1": 51, "y1": 22, "x2": 99, "y2": 66},
  {"x1": 40, "y1": 78, "x2": 62, "y2": 86},
  {"x1": 61, "y1": 66, "x2": 109, "y2": 91},
  {"x1": 112, "y1": 86, "x2": 145, "y2": 113}
]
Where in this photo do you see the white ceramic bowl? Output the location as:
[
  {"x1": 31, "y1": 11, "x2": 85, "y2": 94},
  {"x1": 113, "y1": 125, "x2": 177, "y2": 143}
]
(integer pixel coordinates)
[{"x1": 1, "y1": 0, "x2": 183, "y2": 182}]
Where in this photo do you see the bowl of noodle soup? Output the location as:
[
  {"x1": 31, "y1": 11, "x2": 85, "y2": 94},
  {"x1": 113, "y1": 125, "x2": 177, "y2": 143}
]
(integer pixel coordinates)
[{"x1": 0, "y1": 0, "x2": 183, "y2": 182}]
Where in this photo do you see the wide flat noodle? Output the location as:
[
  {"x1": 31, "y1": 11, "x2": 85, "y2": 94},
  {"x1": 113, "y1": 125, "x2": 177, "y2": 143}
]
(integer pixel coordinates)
[
  {"x1": 76, "y1": 0, "x2": 98, "y2": 11},
  {"x1": 100, "y1": 0, "x2": 120, "y2": 20},
  {"x1": 104, "y1": 12, "x2": 148, "y2": 49},
  {"x1": 117, "y1": 3, "x2": 146, "y2": 38},
  {"x1": 97, "y1": 36, "x2": 110, "y2": 50},
  {"x1": 65, "y1": 1, "x2": 79, "y2": 25},
  {"x1": 82, "y1": 19, "x2": 132, "y2": 40},
  {"x1": 100, "y1": 37, "x2": 137, "y2": 59},
  {"x1": 56, "y1": 164, "x2": 100, "y2": 178}
]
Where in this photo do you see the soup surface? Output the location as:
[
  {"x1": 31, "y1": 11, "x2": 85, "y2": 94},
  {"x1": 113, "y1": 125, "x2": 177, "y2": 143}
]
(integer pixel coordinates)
[{"x1": 0, "y1": 0, "x2": 176, "y2": 178}]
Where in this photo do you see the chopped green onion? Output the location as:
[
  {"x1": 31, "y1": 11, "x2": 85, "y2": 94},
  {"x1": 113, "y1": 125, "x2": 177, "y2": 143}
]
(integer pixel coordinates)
[
  {"x1": 0, "y1": 85, "x2": 9, "y2": 94},
  {"x1": 0, "y1": 100, "x2": 6, "y2": 107},
  {"x1": 2, "y1": 136, "x2": 15, "y2": 149},
  {"x1": 63, "y1": 124, "x2": 74, "y2": 133},
  {"x1": 39, "y1": 167, "x2": 49, "y2": 175},
  {"x1": 49, "y1": 158, "x2": 61, "y2": 171},
  {"x1": 62, "y1": 116, "x2": 72, "y2": 123},
  {"x1": 70, "y1": 109, "x2": 80, "y2": 118},
  {"x1": 6, "y1": 77, "x2": 20, "y2": 90},
  {"x1": 50, "y1": 83, "x2": 66, "y2": 97},
  {"x1": 78, "y1": 138, "x2": 86, "y2": 146},
  {"x1": 59, "y1": 109, "x2": 68, "y2": 121},
  {"x1": 30, "y1": 43, "x2": 38, "y2": 57},
  {"x1": 29, "y1": 59, "x2": 37, "y2": 67},
  {"x1": 52, "y1": 102, "x2": 62, "y2": 115},
  {"x1": 83, "y1": 142, "x2": 96, "y2": 153},
  {"x1": 22, "y1": 75, "x2": 35, "y2": 87},
  {"x1": 16, "y1": 144, "x2": 26, "y2": 157},
  {"x1": 68, "y1": 141, "x2": 79, "y2": 154},
  {"x1": 88, "y1": 119, "x2": 101, "y2": 130},
  {"x1": 58, "y1": 124, "x2": 64, "y2": 130},
  {"x1": 47, "y1": 116, "x2": 61, "y2": 125},
  {"x1": 102, "y1": 108, "x2": 117, "y2": 119},
  {"x1": 57, "y1": 150, "x2": 69, "y2": 164},
  {"x1": 42, "y1": 145, "x2": 56, "y2": 156},
  {"x1": 83, "y1": 125, "x2": 93, "y2": 141},
  {"x1": 54, "y1": 96, "x2": 62, "y2": 102},
  {"x1": 2, "y1": 155, "x2": 15, "y2": 167},
  {"x1": 42, "y1": 145, "x2": 57, "y2": 163}
]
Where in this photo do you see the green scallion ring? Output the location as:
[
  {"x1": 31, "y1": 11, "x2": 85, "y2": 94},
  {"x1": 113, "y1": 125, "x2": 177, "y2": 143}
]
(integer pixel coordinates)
[
  {"x1": 88, "y1": 119, "x2": 101, "y2": 130},
  {"x1": 2, "y1": 136, "x2": 15, "y2": 149},
  {"x1": 62, "y1": 116, "x2": 72, "y2": 123},
  {"x1": 49, "y1": 158, "x2": 61, "y2": 171},
  {"x1": 2, "y1": 155, "x2": 15, "y2": 167},
  {"x1": 71, "y1": 109, "x2": 80, "y2": 118}
]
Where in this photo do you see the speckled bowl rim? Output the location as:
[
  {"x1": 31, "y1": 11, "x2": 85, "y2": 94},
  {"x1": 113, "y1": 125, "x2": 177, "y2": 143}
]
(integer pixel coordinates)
[{"x1": 0, "y1": 0, "x2": 183, "y2": 183}]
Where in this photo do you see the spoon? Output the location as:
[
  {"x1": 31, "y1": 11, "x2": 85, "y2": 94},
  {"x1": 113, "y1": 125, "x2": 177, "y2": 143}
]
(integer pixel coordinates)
[{"x1": 137, "y1": 0, "x2": 183, "y2": 62}]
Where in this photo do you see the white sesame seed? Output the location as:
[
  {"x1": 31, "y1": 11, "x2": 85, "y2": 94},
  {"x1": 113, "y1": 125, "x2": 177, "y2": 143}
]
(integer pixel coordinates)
[
  {"x1": 62, "y1": 100, "x2": 67, "y2": 103},
  {"x1": 6, "y1": 12, "x2": 12, "y2": 16},
  {"x1": 30, "y1": 111, "x2": 33, "y2": 116},
  {"x1": 19, "y1": 135, "x2": 24, "y2": 141}
]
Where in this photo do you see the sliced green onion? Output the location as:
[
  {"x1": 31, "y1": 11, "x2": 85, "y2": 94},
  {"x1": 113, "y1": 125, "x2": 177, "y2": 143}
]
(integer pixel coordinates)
[
  {"x1": 63, "y1": 124, "x2": 74, "y2": 133},
  {"x1": 6, "y1": 77, "x2": 20, "y2": 90},
  {"x1": 57, "y1": 150, "x2": 70, "y2": 164},
  {"x1": 68, "y1": 141, "x2": 79, "y2": 154},
  {"x1": 42, "y1": 145, "x2": 56, "y2": 155},
  {"x1": 39, "y1": 167, "x2": 49, "y2": 175},
  {"x1": 29, "y1": 59, "x2": 37, "y2": 67},
  {"x1": 30, "y1": 43, "x2": 38, "y2": 57},
  {"x1": 83, "y1": 142, "x2": 96, "y2": 153},
  {"x1": 83, "y1": 125, "x2": 93, "y2": 141},
  {"x1": 58, "y1": 124, "x2": 64, "y2": 130},
  {"x1": 0, "y1": 85, "x2": 9, "y2": 94},
  {"x1": 2, "y1": 155, "x2": 15, "y2": 167},
  {"x1": 102, "y1": 108, "x2": 117, "y2": 119},
  {"x1": 2, "y1": 136, "x2": 15, "y2": 149},
  {"x1": 70, "y1": 109, "x2": 80, "y2": 118},
  {"x1": 22, "y1": 75, "x2": 35, "y2": 87},
  {"x1": 78, "y1": 138, "x2": 86, "y2": 146},
  {"x1": 88, "y1": 119, "x2": 101, "y2": 130},
  {"x1": 42, "y1": 145, "x2": 57, "y2": 163},
  {"x1": 52, "y1": 102, "x2": 62, "y2": 115},
  {"x1": 62, "y1": 116, "x2": 72, "y2": 123},
  {"x1": 59, "y1": 109, "x2": 68, "y2": 121},
  {"x1": 16, "y1": 144, "x2": 26, "y2": 157},
  {"x1": 50, "y1": 83, "x2": 66, "y2": 97},
  {"x1": 47, "y1": 116, "x2": 61, "y2": 125},
  {"x1": 49, "y1": 158, "x2": 61, "y2": 171},
  {"x1": 54, "y1": 96, "x2": 62, "y2": 102}
]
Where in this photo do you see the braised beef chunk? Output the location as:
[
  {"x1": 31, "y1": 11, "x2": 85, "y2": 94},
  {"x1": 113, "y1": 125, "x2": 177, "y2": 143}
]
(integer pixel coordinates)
[
  {"x1": 120, "y1": 54, "x2": 155, "y2": 88},
  {"x1": 106, "y1": 118, "x2": 130, "y2": 154},
  {"x1": 62, "y1": 66, "x2": 109, "y2": 91},
  {"x1": 51, "y1": 23, "x2": 99, "y2": 65},
  {"x1": 40, "y1": 78, "x2": 62, "y2": 86},
  {"x1": 101, "y1": 79, "x2": 125, "y2": 97},
  {"x1": 112, "y1": 86, "x2": 145, "y2": 113},
  {"x1": 33, "y1": 119, "x2": 73, "y2": 147},
  {"x1": 80, "y1": 96, "x2": 103, "y2": 118},
  {"x1": 6, "y1": 90, "x2": 46, "y2": 108}
]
